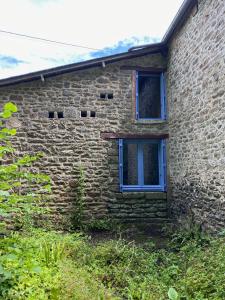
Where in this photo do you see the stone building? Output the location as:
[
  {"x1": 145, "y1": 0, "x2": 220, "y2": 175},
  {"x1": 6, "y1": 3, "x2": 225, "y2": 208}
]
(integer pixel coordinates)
[{"x1": 0, "y1": 0, "x2": 224, "y2": 231}]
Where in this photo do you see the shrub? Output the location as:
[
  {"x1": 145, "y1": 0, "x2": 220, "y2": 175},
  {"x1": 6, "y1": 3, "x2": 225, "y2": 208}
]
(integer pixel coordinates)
[{"x1": 0, "y1": 230, "x2": 61, "y2": 299}]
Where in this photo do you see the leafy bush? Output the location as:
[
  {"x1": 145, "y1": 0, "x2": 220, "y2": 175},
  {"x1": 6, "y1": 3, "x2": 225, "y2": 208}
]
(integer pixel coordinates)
[
  {"x1": 0, "y1": 230, "x2": 116, "y2": 300},
  {"x1": 0, "y1": 230, "x2": 61, "y2": 299}
]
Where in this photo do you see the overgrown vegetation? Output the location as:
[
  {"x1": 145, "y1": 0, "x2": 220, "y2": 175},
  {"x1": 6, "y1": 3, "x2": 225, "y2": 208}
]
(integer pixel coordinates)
[
  {"x1": 0, "y1": 102, "x2": 51, "y2": 231},
  {"x1": 85, "y1": 217, "x2": 120, "y2": 232},
  {"x1": 0, "y1": 228, "x2": 224, "y2": 299},
  {"x1": 0, "y1": 103, "x2": 225, "y2": 299}
]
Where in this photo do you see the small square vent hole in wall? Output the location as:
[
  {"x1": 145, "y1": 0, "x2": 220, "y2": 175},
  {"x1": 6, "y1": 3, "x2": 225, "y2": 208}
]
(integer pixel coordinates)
[
  {"x1": 108, "y1": 93, "x2": 113, "y2": 99},
  {"x1": 48, "y1": 112, "x2": 54, "y2": 118},
  {"x1": 100, "y1": 93, "x2": 106, "y2": 99},
  {"x1": 90, "y1": 111, "x2": 96, "y2": 117},
  {"x1": 81, "y1": 111, "x2": 87, "y2": 117},
  {"x1": 57, "y1": 112, "x2": 64, "y2": 118},
  {"x1": 99, "y1": 93, "x2": 113, "y2": 100}
]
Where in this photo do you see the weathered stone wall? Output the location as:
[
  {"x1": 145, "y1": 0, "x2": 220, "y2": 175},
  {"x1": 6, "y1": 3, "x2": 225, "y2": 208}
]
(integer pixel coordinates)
[
  {"x1": 167, "y1": 0, "x2": 225, "y2": 231},
  {"x1": 0, "y1": 54, "x2": 168, "y2": 225}
]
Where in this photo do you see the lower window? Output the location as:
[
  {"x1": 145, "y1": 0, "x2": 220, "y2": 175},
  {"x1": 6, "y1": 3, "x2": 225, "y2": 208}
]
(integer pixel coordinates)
[{"x1": 119, "y1": 139, "x2": 166, "y2": 192}]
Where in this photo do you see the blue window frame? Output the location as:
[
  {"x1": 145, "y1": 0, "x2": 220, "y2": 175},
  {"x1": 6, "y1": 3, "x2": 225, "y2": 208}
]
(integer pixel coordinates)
[
  {"x1": 119, "y1": 139, "x2": 166, "y2": 192},
  {"x1": 136, "y1": 72, "x2": 166, "y2": 120}
]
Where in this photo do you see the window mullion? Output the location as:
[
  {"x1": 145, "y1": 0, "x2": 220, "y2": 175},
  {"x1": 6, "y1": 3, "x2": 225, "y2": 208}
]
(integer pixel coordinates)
[
  {"x1": 162, "y1": 140, "x2": 167, "y2": 191},
  {"x1": 158, "y1": 141, "x2": 162, "y2": 186},
  {"x1": 136, "y1": 71, "x2": 139, "y2": 119},
  {"x1": 119, "y1": 139, "x2": 123, "y2": 192},
  {"x1": 158, "y1": 140, "x2": 166, "y2": 190},
  {"x1": 138, "y1": 143, "x2": 144, "y2": 185}
]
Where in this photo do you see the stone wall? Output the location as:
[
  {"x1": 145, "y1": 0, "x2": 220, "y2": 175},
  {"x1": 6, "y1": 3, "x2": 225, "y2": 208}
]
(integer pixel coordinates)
[
  {"x1": 167, "y1": 0, "x2": 225, "y2": 231},
  {"x1": 0, "y1": 54, "x2": 168, "y2": 226}
]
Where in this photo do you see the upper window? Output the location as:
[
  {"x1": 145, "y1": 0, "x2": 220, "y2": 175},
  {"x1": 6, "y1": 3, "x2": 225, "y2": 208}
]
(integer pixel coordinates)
[
  {"x1": 119, "y1": 139, "x2": 166, "y2": 192},
  {"x1": 136, "y1": 72, "x2": 166, "y2": 120}
]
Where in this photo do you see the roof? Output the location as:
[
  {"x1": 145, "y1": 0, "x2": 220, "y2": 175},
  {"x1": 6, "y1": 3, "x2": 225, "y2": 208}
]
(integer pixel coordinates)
[
  {"x1": 0, "y1": 45, "x2": 166, "y2": 87},
  {"x1": 0, "y1": 0, "x2": 197, "y2": 88}
]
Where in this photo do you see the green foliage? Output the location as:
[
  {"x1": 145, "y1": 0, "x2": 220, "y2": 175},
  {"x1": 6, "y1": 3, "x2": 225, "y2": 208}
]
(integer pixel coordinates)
[
  {"x1": 40, "y1": 240, "x2": 66, "y2": 267},
  {"x1": 0, "y1": 102, "x2": 17, "y2": 120},
  {"x1": 0, "y1": 103, "x2": 224, "y2": 300},
  {"x1": 170, "y1": 221, "x2": 210, "y2": 250},
  {"x1": 0, "y1": 102, "x2": 51, "y2": 230},
  {"x1": 0, "y1": 229, "x2": 116, "y2": 299},
  {"x1": 0, "y1": 230, "x2": 76, "y2": 299},
  {"x1": 168, "y1": 287, "x2": 179, "y2": 300},
  {"x1": 0, "y1": 228, "x2": 224, "y2": 299},
  {"x1": 85, "y1": 217, "x2": 119, "y2": 232},
  {"x1": 71, "y1": 165, "x2": 85, "y2": 229},
  {"x1": 59, "y1": 259, "x2": 117, "y2": 300}
]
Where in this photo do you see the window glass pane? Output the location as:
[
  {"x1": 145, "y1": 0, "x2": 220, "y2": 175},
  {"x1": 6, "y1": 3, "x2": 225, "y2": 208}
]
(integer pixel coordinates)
[
  {"x1": 123, "y1": 143, "x2": 138, "y2": 185},
  {"x1": 138, "y1": 74, "x2": 161, "y2": 118},
  {"x1": 143, "y1": 143, "x2": 159, "y2": 185}
]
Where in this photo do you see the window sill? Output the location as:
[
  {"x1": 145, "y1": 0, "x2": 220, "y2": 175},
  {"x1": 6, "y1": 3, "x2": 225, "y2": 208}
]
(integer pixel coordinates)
[
  {"x1": 134, "y1": 119, "x2": 167, "y2": 125},
  {"x1": 120, "y1": 185, "x2": 166, "y2": 192}
]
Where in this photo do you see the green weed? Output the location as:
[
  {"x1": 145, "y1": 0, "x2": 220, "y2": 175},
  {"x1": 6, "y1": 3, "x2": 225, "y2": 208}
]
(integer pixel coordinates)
[{"x1": 0, "y1": 228, "x2": 224, "y2": 299}]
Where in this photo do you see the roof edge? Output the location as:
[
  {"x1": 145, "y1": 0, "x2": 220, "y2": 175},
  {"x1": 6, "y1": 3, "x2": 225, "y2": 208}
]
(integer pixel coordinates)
[
  {"x1": 128, "y1": 42, "x2": 165, "y2": 52},
  {"x1": 163, "y1": 0, "x2": 198, "y2": 43},
  {"x1": 0, "y1": 0, "x2": 197, "y2": 88},
  {"x1": 0, "y1": 46, "x2": 166, "y2": 87}
]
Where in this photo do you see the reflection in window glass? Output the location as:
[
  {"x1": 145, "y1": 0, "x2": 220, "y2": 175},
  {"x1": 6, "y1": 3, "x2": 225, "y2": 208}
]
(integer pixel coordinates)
[
  {"x1": 143, "y1": 143, "x2": 159, "y2": 185},
  {"x1": 123, "y1": 143, "x2": 138, "y2": 185},
  {"x1": 138, "y1": 74, "x2": 161, "y2": 119}
]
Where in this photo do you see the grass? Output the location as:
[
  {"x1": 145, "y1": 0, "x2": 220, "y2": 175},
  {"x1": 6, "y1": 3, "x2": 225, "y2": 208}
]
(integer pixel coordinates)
[{"x1": 0, "y1": 228, "x2": 224, "y2": 299}]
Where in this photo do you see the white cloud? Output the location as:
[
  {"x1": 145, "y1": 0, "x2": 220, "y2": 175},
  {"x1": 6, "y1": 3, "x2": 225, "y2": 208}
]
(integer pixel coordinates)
[{"x1": 0, "y1": 0, "x2": 183, "y2": 79}]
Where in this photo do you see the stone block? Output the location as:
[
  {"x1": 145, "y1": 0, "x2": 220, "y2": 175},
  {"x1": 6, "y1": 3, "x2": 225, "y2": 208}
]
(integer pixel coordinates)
[{"x1": 145, "y1": 192, "x2": 167, "y2": 200}]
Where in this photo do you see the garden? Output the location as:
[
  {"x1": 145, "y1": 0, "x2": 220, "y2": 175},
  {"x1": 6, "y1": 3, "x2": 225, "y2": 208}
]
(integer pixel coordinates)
[{"x1": 0, "y1": 103, "x2": 225, "y2": 300}]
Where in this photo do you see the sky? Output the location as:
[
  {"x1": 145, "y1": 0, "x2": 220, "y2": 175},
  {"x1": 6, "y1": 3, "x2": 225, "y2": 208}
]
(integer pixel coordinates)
[{"x1": 0, "y1": 0, "x2": 184, "y2": 79}]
